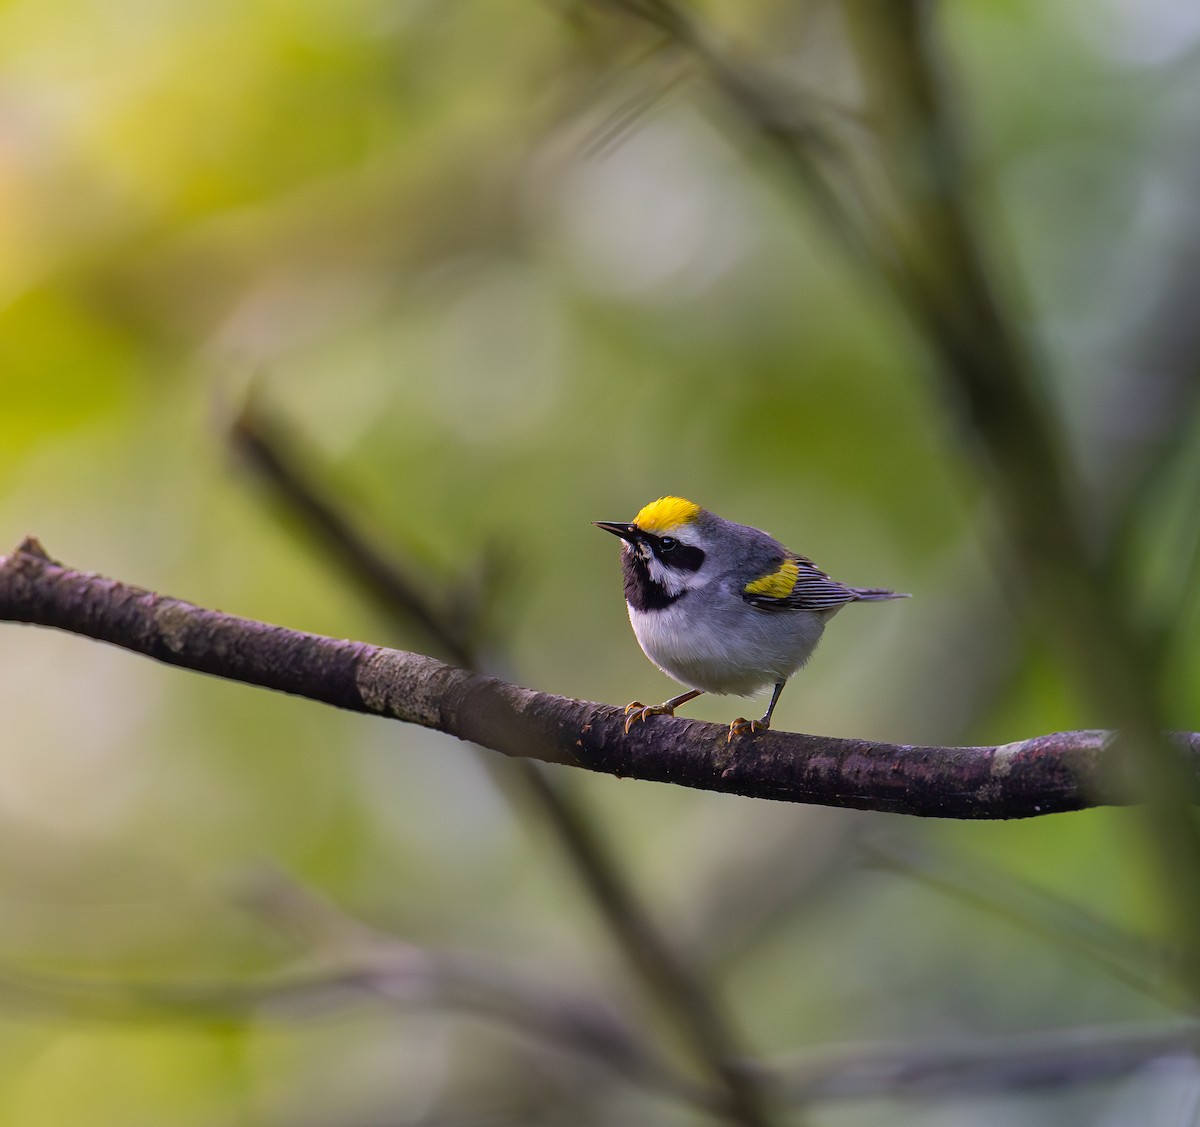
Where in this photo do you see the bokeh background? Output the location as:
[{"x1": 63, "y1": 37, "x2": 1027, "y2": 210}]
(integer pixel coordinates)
[{"x1": 2, "y1": 0, "x2": 1200, "y2": 1124}]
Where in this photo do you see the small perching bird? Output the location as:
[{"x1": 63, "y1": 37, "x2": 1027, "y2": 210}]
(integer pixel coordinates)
[{"x1": 595, "y1": 496, "x2": 907, "y2": 742}]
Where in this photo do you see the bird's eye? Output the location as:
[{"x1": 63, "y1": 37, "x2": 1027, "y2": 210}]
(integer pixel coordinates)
[{"x1": 659, "y1": 537, "x2": 678, "y2": 553}]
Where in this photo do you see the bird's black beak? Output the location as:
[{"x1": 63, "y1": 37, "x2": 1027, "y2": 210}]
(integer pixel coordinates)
[{"x1": 593, "y1": 520, "x2": 641, "y2": 545}]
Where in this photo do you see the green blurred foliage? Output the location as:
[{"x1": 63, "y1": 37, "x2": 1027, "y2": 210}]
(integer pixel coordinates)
[{"x1": 1, "y1": 0, "x2": 1200, "y2": 1123}]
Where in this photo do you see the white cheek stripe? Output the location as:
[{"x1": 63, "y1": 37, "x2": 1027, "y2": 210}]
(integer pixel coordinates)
[
  {"x1": 645, "y1": 557, "x2": 684, "y2": 595},
  {"x1": 644, "y1": 556, "x2": 717, "y2": 598}
]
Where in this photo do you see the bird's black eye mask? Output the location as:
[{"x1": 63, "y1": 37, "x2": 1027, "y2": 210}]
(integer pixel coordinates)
[{"x1": 647, "y1": 534, "x2": 705, "y2": 572}]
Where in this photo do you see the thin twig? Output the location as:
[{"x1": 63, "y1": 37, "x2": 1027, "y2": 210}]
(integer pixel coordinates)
[
  {"x1": 589, "y1": 0, "x2": 890, "y2": 272},
  {"x1": 863, "y1": 840, "x2": 1172, "y2": 1003},
  {"x1": 771, "y1": 1019, "x2": 1200, "y2": 1101}
]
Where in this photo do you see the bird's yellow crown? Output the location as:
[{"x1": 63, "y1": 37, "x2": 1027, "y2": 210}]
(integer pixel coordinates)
[{"x1": 633, "y1": 496, "x2": 702, "y2": 534}]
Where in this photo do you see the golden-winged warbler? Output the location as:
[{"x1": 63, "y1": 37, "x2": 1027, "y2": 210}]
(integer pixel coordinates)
[{"x1": 595, "y1": 496, "x2": 907, "y2": 741}]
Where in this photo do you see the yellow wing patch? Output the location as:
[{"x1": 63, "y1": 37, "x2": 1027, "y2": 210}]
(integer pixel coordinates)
[
  {"x1": 633, "y1": 496, "x2": 702, "y2": 534},
  {"x1": 744, "y1": 557, "x2": 800, "y2": 599}
]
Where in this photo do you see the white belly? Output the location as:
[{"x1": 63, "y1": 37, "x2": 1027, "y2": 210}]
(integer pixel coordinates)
[{"x1": 628, "y1": 599, "x2": 830, "y2": 696}]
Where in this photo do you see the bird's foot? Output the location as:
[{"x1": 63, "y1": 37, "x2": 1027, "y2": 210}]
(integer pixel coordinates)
[
  {"x1": 727, "y1": 717, "x2": 769, "y2": 743},
  {"x1": 623, "y1": 700, "x2": 677, "y2": 734}
]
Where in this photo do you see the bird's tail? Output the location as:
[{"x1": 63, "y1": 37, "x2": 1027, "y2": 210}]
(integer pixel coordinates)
[{"x1": 850, "y1": 587, "x2": 910, "y2": 601}]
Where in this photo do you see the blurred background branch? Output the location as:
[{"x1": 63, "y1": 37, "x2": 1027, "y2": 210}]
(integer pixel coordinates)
[
  {"x1": 772, "y1": 1019, "x2": 1200, "y2": 1102},
  {"x1": 2, "y1": 864, "x2": 1192, "y2": 1110},
  {"x1": 862, "y1": 838, "x2": 1174, "y2": 1004},
  {"x1": 2, "y1": 0, "x2": 1200, "y2": 1122},
  {"x1": 592, "y1": 0, "x2": 1200, "y2": 995},
  {"x1": 230, "y1": 400, "x2": 778, "y2": 1126},
  {"x1": 0, "y1": 872, "x2": 705, "y2": 1110}
]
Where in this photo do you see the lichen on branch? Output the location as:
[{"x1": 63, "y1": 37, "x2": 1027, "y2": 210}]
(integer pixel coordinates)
[{"x1": 2, "y1": 539, "x2": 1196, "y2": 819}]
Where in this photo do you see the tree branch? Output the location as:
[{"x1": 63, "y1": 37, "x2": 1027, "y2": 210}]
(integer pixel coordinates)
[
  {"x1": 773, "y1": 1020, "x2": 1200, "y2": 1102},
  {"x1": 3, "y1": 538, "x2": 1198, "y2": 820}
]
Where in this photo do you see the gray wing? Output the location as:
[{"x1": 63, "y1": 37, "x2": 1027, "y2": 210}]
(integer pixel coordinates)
[{"x1": 742, "y1": 554, "x2": 904, "y2": 612}]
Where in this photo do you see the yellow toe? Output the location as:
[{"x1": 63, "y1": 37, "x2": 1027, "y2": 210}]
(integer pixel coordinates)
[
  {"x1": 726, "y1": 717, "x2": 768, "y2": 743},
  {"x1": 622, "y1": 700, "x2": 675, "y2": 734},
  {"x1": 623, "y1": 701, "x2": 654, "y2": 733}
]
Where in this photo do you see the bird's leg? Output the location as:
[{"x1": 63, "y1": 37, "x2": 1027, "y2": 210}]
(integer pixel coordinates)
[
  {"x1": 727, "y1": 680, "x2": 787, "y2": 743},
  {"x1": 623, "y1": 689, "x2": 703, "y2": 733}
]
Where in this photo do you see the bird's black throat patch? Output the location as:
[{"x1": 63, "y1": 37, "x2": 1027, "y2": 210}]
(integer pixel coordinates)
[{"x1": 622, "y1": 551, "x2": 683, "y2": 611}]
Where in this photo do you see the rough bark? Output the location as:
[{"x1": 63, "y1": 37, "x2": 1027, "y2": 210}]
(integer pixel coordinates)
[{"x1": 2, "y1": 539, "x2": 1196, "y2": 820}]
